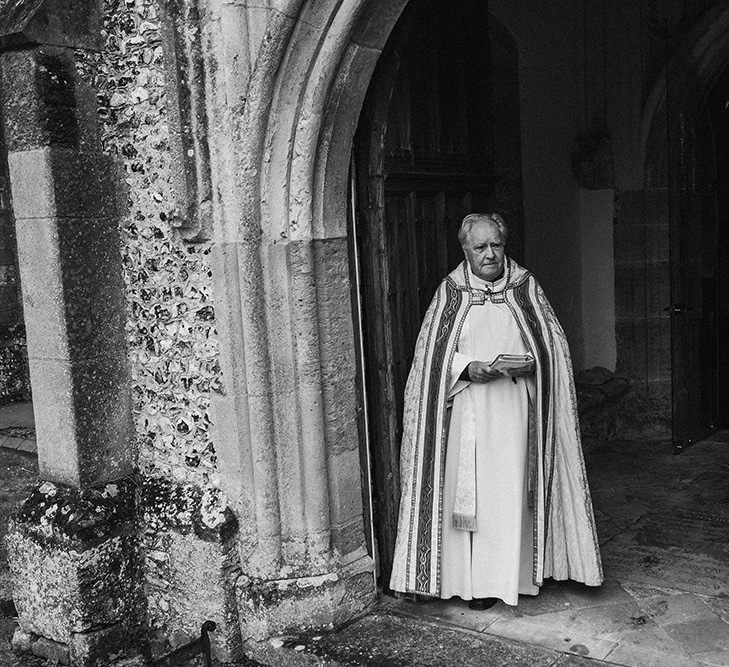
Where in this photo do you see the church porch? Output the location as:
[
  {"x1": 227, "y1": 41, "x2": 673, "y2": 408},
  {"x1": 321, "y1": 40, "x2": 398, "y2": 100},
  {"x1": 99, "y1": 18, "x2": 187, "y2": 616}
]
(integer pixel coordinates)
[
  {"x1": 4, "y1": 434, "x2": 729, "y2": 665},
  {"x1": 260, "y1": 436, "x2": 729, "y2": 666}
]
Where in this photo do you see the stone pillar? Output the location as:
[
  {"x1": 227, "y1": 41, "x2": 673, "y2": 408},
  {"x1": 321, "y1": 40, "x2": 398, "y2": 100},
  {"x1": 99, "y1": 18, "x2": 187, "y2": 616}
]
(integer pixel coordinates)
[
  {"x1": 198, "y1": 0, "x2": 388, "y2": 643},
  {"x1": 1, "y1": 45, "x2": 146, "y2": 664}
]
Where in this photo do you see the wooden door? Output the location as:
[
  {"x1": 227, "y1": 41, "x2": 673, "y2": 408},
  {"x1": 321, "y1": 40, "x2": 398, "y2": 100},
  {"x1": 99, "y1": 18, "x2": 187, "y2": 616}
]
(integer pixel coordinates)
[
  {"x1": 668, "y1": 92, "x2": 718, "y2": 451},
  {"x1": 710, "y1": 70, "x2": 729, "y2": 429},
  {"x1": 353, "y1": 0, "x2": 524, "y2": 586}
]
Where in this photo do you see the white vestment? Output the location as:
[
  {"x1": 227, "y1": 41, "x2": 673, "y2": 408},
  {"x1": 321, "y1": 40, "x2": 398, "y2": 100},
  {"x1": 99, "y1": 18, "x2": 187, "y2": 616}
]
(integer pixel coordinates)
[
  {"x1": 389, "y1": 258, "x2": 603, "y2": 599},
  {"x1": 440, "y1": 267, "x2": 539, "y2": 604}
]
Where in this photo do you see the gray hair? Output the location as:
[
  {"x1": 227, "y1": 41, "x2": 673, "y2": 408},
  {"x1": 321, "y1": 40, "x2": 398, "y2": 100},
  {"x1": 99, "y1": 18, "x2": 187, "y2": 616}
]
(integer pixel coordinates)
[{"x1": 458, "y1": 213, "x2": 508, "y2": 247}]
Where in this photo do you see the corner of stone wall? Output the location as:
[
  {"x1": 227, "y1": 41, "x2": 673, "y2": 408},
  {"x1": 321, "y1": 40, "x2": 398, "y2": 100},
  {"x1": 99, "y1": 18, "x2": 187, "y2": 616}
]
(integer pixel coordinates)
[{"x1": 140, "y1": 476, "x2": 244, "y2": 662}]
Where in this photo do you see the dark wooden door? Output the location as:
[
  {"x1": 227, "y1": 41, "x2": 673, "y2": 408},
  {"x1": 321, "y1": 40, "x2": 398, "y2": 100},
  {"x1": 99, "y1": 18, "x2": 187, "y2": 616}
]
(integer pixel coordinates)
[
  {"x1": 710, "y1": 70, "x2": 729, "y2": 429},
  {"x1": 668, "y1": 92, "x2": 718, "y2": 451},
  {"x1": 352, "y1": 0, "x2": 524, "y2": 585}
]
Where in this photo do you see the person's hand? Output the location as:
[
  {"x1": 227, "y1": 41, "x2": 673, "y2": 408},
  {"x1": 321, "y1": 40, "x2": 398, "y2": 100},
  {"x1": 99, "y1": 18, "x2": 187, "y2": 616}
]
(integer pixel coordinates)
[
  {"x1": 467, "y1": 361, "x2": 503, "y2": 383},
  {"x1": 505, "y1": 358, "x2": 535, "y2": 377}
]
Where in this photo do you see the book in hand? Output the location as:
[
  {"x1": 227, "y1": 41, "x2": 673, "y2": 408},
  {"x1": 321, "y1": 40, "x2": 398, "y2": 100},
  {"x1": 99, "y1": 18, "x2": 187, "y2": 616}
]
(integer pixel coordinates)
[{"x1": 488, "y1": 353, "x2": 534, "y2": 374}]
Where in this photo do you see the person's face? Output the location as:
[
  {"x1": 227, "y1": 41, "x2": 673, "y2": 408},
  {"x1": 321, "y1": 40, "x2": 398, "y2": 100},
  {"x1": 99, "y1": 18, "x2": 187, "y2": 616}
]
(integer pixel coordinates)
[{"x1": 462, "y1": 220, "x2": 506, "y2": 282}]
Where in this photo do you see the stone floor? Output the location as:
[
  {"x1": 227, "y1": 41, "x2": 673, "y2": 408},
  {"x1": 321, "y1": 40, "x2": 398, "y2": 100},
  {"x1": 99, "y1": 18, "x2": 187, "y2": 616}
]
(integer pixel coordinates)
[
  {"x1": 3, "y1": 434, "x2": 729, "y2": 665},
  {"x1": 0, "y1": 402, "x2": 35, "y2": 455},
  {"x1": 360, "y1": 435, "x2": 729, "y2": 667}
]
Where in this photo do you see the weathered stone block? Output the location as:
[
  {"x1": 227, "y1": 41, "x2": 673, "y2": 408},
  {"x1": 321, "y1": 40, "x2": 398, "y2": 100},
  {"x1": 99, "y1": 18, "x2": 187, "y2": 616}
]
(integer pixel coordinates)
[
  {"x1": 14, "y1": 216, "x2": 126, "y2": 362},
  {"x1": 327, "y1": 447, "x2": 365, "y2": 529},
  {"x1": 151, "y1": 532, "x2": 242, "y2": 661},
  {"x1": 330, "y1": 517, "x2": 367, "y2": 559},
  {"x1": 13, "y1": 628, "x2": 71, "y2": 664},
  {"x1": 140, "y1": 476, "x2": 242, "y2": 661},
  {"x1": 237, "y1": 551, "x2": 375, "y2": 642},
  {"x1": 6, "y1": 480, "x2": 148, "y2": 664}
]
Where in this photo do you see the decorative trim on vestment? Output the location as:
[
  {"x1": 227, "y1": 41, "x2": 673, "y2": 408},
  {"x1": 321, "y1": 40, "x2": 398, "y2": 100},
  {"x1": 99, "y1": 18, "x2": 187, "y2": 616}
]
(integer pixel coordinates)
[
  {"x1": 515, "y1": 280, "x2": 555, "y2": 537},
  {"x1": 404, "y1": 285, "x2": 442, "y2": 592},
  {"x1": 414, "y1": 281, "x2": 463, "y2": 592}
]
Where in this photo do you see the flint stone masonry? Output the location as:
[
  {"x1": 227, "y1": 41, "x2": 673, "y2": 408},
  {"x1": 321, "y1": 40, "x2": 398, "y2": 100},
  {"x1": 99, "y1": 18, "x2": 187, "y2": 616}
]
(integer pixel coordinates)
[{"x1": 6, "y1": 480, "x2": 147, "y2": 663}]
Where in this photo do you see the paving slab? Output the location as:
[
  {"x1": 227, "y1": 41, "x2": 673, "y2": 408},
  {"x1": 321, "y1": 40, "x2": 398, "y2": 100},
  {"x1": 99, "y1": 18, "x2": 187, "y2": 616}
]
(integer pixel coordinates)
[
  {"x1": 692, "y1": 649, "x2": 729, "y2": 666},
  {"x1": 576, "y1": 601, "x2": 656, "y2": 640},
  {"x1": 562, "y1": 580, "x2": 634, "y2": 610},
  {"x1": 0, "y1": 402, "x2": 36, "y2": 456},
  {"x1": 553, "y1": 656, "x2": 621, "y2": 666},
  {"x1": 599, "y1": 511, "x2": 729, "y2": 596},
  {"x1": 485, "y1": 609, "x2": 618, "y2": 660},
  {"x1": 387, "y1": 595, "x2": 502, "y2": 632},
  {"x1": 510, "y1": 580, "x2": 573, "y2": 617},
  {"x1": 0, "y1": 402, "x2": 34, "y2": 430},
  {"x1": 593, "y1": 508, "x2": 623, "y2": 544},
  {"x1": 661, "y1": 616, "x2": 729, "y2": 656},
  {"x1": 622, "y1": 582, "x2": 687, "y2": 602},
  {"x1": 701, "y1": 595, "x2": 729, "y2": 625},
  {"x1": 604, "y1": 641, "x2": 699, "y2": 667},
  {"x1": 638, "y1": 592, "x2": 717, "y2": 627}
]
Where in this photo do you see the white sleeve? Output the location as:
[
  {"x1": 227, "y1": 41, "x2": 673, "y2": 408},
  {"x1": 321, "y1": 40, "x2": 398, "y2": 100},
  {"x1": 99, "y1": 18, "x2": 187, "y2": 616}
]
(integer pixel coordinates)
[{"x1": 448, "y1": 351, "x2": 473, "y2": 400}]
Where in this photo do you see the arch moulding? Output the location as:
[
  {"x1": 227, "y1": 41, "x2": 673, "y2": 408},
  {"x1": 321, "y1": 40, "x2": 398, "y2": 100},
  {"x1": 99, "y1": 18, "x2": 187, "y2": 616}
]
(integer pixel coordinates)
[{"x1": 205, "y1": 0, "x2": 410, "y2": 638}]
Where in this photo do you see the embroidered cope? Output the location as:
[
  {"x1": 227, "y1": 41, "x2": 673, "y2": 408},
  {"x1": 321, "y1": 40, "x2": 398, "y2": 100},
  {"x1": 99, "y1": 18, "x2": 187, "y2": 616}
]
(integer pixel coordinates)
[{"x1": 389, "y1": 258, "x2": 603, "y2": 602}]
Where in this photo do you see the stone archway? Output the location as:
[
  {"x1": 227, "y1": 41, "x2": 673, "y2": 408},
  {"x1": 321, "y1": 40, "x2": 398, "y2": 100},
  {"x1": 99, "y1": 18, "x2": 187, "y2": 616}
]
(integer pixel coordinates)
[{"x1": 205, "y1": 0, "x2": 414, "y2": 639}]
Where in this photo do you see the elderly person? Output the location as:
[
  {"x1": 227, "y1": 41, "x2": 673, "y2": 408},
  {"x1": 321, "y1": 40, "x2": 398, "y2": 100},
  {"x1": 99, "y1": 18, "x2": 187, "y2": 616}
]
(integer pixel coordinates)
[{"x1": 389, "y1": 213, "x2": 602, "y2": 609}]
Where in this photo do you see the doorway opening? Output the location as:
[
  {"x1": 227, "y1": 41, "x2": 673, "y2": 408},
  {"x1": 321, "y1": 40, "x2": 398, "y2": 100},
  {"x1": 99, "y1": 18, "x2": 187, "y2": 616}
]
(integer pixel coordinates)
[
  {"x1": 342, "y1": 0, "x2": 729, "y2": 661},
  {"x1": 350, "y1": 0, "x2": 524, "y2": 587}
]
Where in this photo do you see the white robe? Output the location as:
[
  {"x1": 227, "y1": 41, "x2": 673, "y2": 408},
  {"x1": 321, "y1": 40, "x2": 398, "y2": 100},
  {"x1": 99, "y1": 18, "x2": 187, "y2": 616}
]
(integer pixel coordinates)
[
  {"x1": 440, "y1": 267, "x2": 539, "y2": 605},
  {"x1": 389, "y1": 258, "x2": 603, "y2": 599}
]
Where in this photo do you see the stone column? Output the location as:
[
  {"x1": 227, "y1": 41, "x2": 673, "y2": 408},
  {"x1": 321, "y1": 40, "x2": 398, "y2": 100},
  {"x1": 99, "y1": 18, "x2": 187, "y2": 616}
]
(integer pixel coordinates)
[{"x1": 1, "y1": 45, "x2": 146, "y2": 665}]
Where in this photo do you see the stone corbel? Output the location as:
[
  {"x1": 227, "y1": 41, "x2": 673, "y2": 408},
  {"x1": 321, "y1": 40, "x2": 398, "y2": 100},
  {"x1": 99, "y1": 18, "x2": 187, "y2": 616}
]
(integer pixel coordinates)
[{"x1": 158, "y1": 0, "x2": 213, "y2": 242}]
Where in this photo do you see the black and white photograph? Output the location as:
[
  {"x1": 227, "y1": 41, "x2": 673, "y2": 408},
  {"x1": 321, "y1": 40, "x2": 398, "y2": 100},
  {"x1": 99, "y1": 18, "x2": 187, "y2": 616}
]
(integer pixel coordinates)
[{"x1": 1, "y1": 0, "x2": 729, "y2": 665}]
